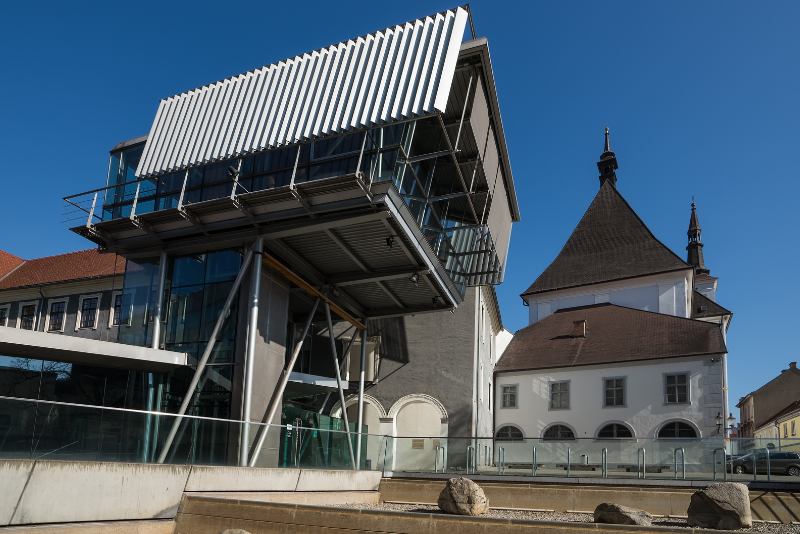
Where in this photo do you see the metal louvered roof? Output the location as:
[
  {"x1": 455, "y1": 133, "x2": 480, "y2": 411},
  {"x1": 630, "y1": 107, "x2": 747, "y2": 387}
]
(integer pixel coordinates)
[{"x1": 136, "y1": 7, "x2": 469, "y2": 179}]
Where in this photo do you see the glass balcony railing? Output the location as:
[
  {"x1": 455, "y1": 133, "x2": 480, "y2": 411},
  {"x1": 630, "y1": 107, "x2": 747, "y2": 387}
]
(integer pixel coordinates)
[{"x1": 3, "y1": 396, "x2": 798, "y2": 484}]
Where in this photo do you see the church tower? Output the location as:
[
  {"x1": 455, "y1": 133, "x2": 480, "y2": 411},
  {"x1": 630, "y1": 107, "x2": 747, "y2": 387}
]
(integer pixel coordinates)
[
  {"x1": 597, "y1": 127, "x2": 619, "y2": 188},
  {"x1": 686, "y1": 201, "x2": 709, "y2": 275}
]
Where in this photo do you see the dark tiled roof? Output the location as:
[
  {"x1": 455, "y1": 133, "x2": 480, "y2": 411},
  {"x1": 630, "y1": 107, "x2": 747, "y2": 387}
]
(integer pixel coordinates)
[
  {"x1": 694, "y1": 273, "x2": 718, "y2": 283},
  {"x1": 0, "y1": 249, "x2": 125, "y2": 290},
  {"x1": 758, "y1": 400, "x2": 800, "y2": 429},
  {"x1": 495, "y1": 303, "x2": 727, "y2": 373},
  {"x1": 522, "y1": 182, "x2": 689, "y2": 295},
  {"x1": 0, "y1": 251, "x2": 24, "y2": 280},
  {"x1": 691, "y1": 291, "x2": 731, "y2": 319}
]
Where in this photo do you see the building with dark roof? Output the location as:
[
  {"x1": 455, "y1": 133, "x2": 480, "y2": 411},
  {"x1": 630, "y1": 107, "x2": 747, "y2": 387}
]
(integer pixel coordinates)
[{"x1": 494, "y1": 130, "x2": 733, "y2": 450}]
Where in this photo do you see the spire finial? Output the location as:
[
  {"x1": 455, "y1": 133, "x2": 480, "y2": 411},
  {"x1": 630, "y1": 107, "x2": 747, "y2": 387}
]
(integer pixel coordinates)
[
  {"x1": 597, "y1": 127, "x2": 619, "y2": 188},
  {"x1": 604, "y1": 127, "x2": 610, "y2": 153}
]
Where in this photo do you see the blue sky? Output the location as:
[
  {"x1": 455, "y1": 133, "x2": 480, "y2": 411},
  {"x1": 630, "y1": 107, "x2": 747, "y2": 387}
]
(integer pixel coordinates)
[{"x1": 1, "y1": 1, "x2": 798, "y2": 414}]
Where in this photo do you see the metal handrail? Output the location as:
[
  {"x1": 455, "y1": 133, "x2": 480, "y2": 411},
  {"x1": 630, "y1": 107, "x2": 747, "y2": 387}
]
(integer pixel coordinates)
[
  {"x1": 753, "y1": 452, "x2": 757, "y2": 482},
  {"x1": 532, "y1": 447, "x2": 537, "y2": 477},
  {"x1": 498, "y1": 446, "x2": 505, "y2": 475},
  {"x1": 713, "y1": 448, "x2": 727, "y2": 481},
  {"x1": 674, "y1": 448, "x2": 686, "y2": 480},
  {"x1": 466, "y1": 445, "x2": 475, "y2": 474},
  {"x1": 637, "y1": 448, "x2": 646, "y2": 479},
  {"x1": 435, "y1": 445, "x2": 446, "y2": 473}
]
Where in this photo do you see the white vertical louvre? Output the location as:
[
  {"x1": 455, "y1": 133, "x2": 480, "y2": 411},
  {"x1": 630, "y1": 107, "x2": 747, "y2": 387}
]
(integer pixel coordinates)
[{"x1": 137, "y1": 7, "x2": 468, "y2": 178}]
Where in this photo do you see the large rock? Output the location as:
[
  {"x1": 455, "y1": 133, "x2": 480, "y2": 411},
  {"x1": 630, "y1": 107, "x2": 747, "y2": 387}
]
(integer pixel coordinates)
[
  {"x1": 437, "y1": 477, "x2": 489, "y2": 516},
  {"x1": 594, "y1": 503, "x2": 652, "y2": 526},
  {"x1": 687, "y1": 482, "x2": 752, "y2": 530}
]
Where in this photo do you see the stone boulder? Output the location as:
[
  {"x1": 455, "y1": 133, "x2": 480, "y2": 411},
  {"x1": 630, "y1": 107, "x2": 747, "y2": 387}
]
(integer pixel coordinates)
[
  {"x1": 687, "y1": 482, "x2": 752, "y2": 530},
  {"x1": 594, "y1": 503, "x2": 653, "y2": 526},
  {"x1": 437, "y1": 477, "x2": 489, "y2": 516}
]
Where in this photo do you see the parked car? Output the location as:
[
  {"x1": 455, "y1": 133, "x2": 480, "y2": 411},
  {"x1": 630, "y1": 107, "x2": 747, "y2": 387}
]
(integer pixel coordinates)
[{"x1": 729, "y1": 451, "x2": 800, "y2": 476}]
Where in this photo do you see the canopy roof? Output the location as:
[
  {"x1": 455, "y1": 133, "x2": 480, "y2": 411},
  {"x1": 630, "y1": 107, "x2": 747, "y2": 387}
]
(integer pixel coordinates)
[{"x1": 137, "y1": 7, "x2": 468, "y2": 178}]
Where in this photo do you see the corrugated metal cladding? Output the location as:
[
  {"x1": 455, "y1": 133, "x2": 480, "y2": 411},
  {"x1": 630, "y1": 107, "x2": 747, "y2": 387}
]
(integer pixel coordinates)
[{"x1": 137, "y1": 8, "x2": 468, "y2": 178}]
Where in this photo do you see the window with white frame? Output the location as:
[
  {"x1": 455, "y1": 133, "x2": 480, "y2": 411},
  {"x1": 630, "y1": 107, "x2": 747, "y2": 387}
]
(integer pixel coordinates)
[
  {"x1": 109, "y1": 291, "x2": 124, "y2": 327},
  {"x1": 785, "y1": 423, "x2": 789, "y2": 438},
  {"x1": 664, "y1": 373, "x2": 690, "y2": 404},
  {"x1": 549, "y1": 381, "x2": 570, "y2": 410},
  {"x1": 0, "y1": 305, "x2": 9, "y2": 327},
  {"x1": 543, "y1": 424, "x2": 575, "y2": 440},
  {"x1": 17, "y1": 301, "x2": 38, "y2": 330},
  {"x1": 46, "y1": 298, "x2": 68, "y2": 332},
  {"x1": 495, "y1": 425, "x2": 523, "y2": 441},
  {"x1": 792, "y1": 420, "x2": 796, "y2": 436},
  {"x1": 604, "y1": 377, "x2": 625, "y2": 407},
  {"x1": 501, "y1": 385, "x2": 517, "y2": 408},
  {"x1": 76, "y1": 294, "x2": 101, "y2": 330}
]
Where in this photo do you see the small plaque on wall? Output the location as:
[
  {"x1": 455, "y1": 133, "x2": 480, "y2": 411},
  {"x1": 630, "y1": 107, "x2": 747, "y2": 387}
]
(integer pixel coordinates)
[{"x1": 411, "y1": 439, "x2": 425, "y2": 450}]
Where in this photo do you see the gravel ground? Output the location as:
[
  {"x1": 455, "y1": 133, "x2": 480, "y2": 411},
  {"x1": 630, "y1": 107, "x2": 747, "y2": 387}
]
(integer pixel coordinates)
[{"x1": 331, "y1": 502, "x2": 797, "y2": 532}]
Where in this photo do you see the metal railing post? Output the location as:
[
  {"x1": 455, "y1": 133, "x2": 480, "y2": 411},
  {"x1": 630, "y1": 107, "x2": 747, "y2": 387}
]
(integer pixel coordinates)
[
  {"x1": 356, "y1": 327, "x2": 367, "y2": 468},
  {"x1": 567, "y1": 447, "x2": 571, "y2": 478},
  {"x1": 177, "y1": 170, "x2": 189, "y2": 210},
  {"x1": 638, "y1": 448, "x2": 646, "y2": 479},
  {"x1": 673, "y1": 448, "x2": 686, "y2": 480},
  {"x1": 532, "y1": 447, "x2": 537, "y2": 477},
  {"x1": 435, "y1": 445, "x2": 446, "y2": 473},
  {"x1": 157, "y1": 248, "x2": 255, "y2": 463},
  {"x1": 498, "y1": 446, "x2": 505, "y2": 475},
  {"x1": 766, "y1": 448, "x2": 771, "y2": 482},
  {"x1": 602, "y1": 448, "x2": 608, "y2": 478},
  {"x1": 753, "y1": 453, "x2": 757, "y2": 481},
  {"x1": 289, "y1": 144, "x2": 303, "y2": 189},
  {"x1": 356, "y1": 130, "x2": 369, "y2": 180},
  {"x1": 87, "y1": 192, "x2": 98, "y2": 227},
  {"x1": 240, "y1": 237, "x2": 263, "y2": 466},
  {"x1": 466, "y1": 445, "x2": 474, "y2": 474}
]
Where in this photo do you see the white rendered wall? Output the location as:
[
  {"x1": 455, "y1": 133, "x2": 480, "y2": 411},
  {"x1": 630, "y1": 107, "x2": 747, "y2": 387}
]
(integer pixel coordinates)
[
  {"x1": 494, "y1": 354, "x2": 724, "y2": 441},
  {"x1": 523, "y1": 270, "x2": 693, "y2": 325}
]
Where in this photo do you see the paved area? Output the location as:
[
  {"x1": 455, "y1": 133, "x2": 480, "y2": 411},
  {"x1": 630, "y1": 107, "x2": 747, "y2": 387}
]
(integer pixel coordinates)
[{"x1": 333, "y1": 502, "x2": 797, "y2": 532}]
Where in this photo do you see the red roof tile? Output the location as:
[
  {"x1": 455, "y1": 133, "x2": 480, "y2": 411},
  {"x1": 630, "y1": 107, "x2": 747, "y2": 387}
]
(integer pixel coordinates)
[
  {"x1": 0, "y1": 249, "x2": 125, "y2": 290},
  {"x1": 0, "y1": 251, "x2": 24, "y2": 281},
  {"x1": 496, "y1": 304, "x2": 727, "y2": 373}
]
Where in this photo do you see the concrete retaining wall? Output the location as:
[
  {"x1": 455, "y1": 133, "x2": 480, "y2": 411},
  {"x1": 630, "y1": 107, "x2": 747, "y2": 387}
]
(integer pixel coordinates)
[
  {"x1": 173, "y1": 496, "x2": 699, "y2": 534},
  {"x1": 379, "y1": 478, "x2": 800, "y2": 525},
  {"x1": 0, "y1": 460, "x2": 381, "y2": 526},
  {"x1": 0, "y1": 519, "x2": 174, "y2": 534}
]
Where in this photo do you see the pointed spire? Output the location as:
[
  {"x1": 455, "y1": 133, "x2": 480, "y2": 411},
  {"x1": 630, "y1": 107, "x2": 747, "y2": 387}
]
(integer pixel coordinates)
[
  {"x1": 597, "y1": 127, "x2": 619, "y2": 188},
  {"x1": 686, "y1": 200, "x2": 709, "y2": 274}
]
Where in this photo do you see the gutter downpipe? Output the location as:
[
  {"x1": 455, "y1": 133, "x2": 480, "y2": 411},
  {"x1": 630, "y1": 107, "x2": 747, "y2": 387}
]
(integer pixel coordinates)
[
  {"x1": 249, "y1": 297, "x2": 320, "y2": 467},
  {"x1": 157, "y1": 247, "x2": 255, "y2": 464},
  {"x1": 722, "y1": 350, "x2": 729, "y2": 440},
  {"x1": 240, "y1": 237, "x2": 263, "y2": 466},
  {"x1": 151, "y1": 251, "x2": 168, "y2": 350},
  {"x1": 324, "y1": 302, "x2": 356, "y2": 470},
  {"x1": 356, "y1": 325, "x2": 367, "y2": 468}
]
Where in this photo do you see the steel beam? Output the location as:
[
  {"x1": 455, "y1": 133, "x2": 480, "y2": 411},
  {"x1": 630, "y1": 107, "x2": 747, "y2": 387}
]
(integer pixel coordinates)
[
  {"x1": 240, "y1": 237, "x2": 263, "y2": 466},
  {"x1": 156, "y1": 246, "x2": 255, "y2": 464},
  {"x1": 328, "y1": 267, "x2": 428, "y2": 286},
  {"x1": 249, "y1": 297, "x2": 320, "y2": 467},
  {"x1": 324, "y1": 302, "x2": 357, "y2": 470},
  {"x1": 356, "y1": 327, "x2": 367, "y2": 468}
]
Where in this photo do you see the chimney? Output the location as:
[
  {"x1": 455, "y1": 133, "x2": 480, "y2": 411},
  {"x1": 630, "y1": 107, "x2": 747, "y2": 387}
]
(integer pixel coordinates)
[
  {"x1": 791, "y1": 362, "x2": 797, "y2": 369},
  {"x1": 573, "y1": 320, "x2": 586, "y2": 338}
]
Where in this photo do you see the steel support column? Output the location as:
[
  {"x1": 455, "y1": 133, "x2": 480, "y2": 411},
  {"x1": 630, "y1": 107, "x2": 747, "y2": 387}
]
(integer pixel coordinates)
[
  {"x1": 240, "y1": 237, "x2": 263, "y2": 466},
  {"x1": 249, "y1": 297, "x2": 320, "y2": 467},
  {"x1": 151, "y1": 252, "x2": 168, "y2": 350},
  {"x1": 356, "y1": 326, "x2": 367, "y2": 468},
  {"x1": 156, "y1": 247, "x2": 255, "y2": 464},
  {"x1": 324, "y1": 302, "x2": 357, "y2": 470}
]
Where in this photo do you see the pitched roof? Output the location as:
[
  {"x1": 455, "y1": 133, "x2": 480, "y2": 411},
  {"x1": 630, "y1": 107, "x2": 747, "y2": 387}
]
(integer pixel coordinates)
[
  {"x1": 0, "y1": 251, "x2": 24, "y2": 280},
  {"x1": 0, "y1": 249, "x2": 125, "y2": 290},
  {"x1": 522, "y1": 181, "x2": 689, "y2": 296},
  {"x1": 756, "y1": 399, "x2": 800, "y2": 430},
  {"x1": 691, "y1": 291, "x2": 731, "y2": 319},
  {"x1": 495, "y1": 303, "x2": 727, "y2": 373}
]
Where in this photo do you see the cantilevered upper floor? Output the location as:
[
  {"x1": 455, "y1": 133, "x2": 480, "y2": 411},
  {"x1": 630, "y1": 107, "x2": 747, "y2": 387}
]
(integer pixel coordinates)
[{"x1": 64, "y1": 7, "x2": 519, "y2": 321}]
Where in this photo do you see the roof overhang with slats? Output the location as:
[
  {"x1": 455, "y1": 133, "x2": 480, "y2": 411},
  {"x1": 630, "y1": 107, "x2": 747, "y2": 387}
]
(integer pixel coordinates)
[{"x1": 136, "y1": 8, "x2": 468, "y2": 179}]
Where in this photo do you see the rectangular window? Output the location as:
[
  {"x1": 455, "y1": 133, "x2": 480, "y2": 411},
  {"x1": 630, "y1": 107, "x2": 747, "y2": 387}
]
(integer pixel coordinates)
[
  {"x1": 665, "y1": 373, "x2": 689, "y2": 404},
  {"x1": 19, "y1": 304, "x2": 36, "y2": 330},
  {"x1": 792, "y1": 421, "x2": 796, "y2": 436},
  {"x1": 502, "y1": 385, "x2": 517, "y2": 408},
  {"x1": 550, "y1": 381, "x2": 570, "y2": 410},
  {"x1": 48, "y1": 301, "x2": 66, "y2": 331},
  {"x1": 80, "y1": 297, "x2": 99, "y2": 328},
  {"x1": 604, "y1": 377, "x2": 625, "y2": 407},
  {"x1": 0, "y1": 306, "x2": 8, "y2": 327},
  {"x1": 112, "y1": 293, "x2": 123, "y2": 326}
]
